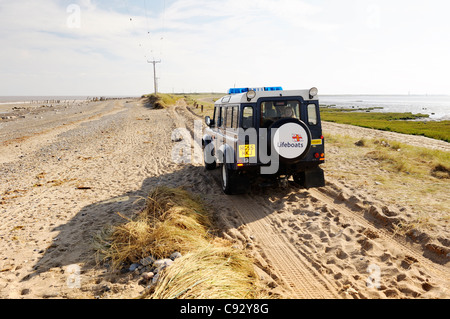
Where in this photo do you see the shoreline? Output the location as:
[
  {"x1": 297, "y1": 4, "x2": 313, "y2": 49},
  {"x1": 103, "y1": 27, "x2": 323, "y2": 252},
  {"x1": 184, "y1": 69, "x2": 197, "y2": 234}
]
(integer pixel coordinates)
[
  {"x1": 319, "y1": 105, "x2": 449, "y2": 122},
  {"x1": 319, "y1": 107, "x2": 450, "y2": 143}
]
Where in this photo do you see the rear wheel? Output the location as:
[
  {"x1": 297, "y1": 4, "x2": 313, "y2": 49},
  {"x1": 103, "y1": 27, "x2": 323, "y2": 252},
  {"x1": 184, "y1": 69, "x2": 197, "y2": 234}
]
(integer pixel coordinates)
[
  {"x1": 221, "y1": 163, "x2": 251, "y2": 195},
  {"x1": 293, "y1": 168, "x2": 325, "y2": 189},
  {"x1": 293, "y1": 172, "x2": 306, "y2": 186}
]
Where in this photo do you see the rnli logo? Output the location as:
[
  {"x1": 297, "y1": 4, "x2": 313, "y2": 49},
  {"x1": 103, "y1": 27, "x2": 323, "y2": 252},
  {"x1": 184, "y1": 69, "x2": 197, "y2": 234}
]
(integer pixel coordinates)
[
  {"x1": 292, "y1": 134, "x2": 303, "y2": 142},
  {"x1": 274, "y1": 123, "x2": 309, "y2": 159}
]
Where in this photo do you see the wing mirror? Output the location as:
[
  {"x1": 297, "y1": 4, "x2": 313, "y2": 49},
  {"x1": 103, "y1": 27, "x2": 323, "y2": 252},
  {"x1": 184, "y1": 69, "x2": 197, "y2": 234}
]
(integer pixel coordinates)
[{"x1": 205, "y1": 116, "x2": 214, "y2": 127}]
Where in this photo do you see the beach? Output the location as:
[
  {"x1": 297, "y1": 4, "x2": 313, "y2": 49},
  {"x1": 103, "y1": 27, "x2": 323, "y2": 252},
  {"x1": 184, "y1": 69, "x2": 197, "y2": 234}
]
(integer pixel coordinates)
[{"x1": 0, "y1": 97, "x2": 448, "y2": 299}]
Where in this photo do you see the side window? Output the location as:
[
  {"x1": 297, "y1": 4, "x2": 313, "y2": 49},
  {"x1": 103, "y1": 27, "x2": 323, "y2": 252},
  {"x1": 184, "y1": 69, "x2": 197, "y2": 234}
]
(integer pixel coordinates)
[
  {"x1": 232, "y1": 106, "x2": 239, "y2": 128},
  {"x1": 220, "y1": 107, "x2": 224, "y2": 128},
  {"x1": 242, "y1": 106, "x2": 254, "y2": 129},
  {"x1": 226, "y1": 107, "x2": 233, "y2": 129},
  {"x1": 222, "y1": 107, "x2": 227, "y2": 128},
  {"x1": 214, "y1": 107, "x2": 222, "y2": 128},
  {"x1": 307, "y1": 104, "x2": 318, "y2": 125}
]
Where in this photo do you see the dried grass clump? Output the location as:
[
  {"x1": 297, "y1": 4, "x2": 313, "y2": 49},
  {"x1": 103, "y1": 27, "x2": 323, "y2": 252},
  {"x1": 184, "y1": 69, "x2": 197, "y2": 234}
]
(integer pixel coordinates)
[
  {"x1": 96, "y1": 186, "x2": 266, "y2": 299},
  {"x1": 101, "y1": 187, "x2": 212, "y2": 269},
  {"x1": 148, "y1": 244, "x2": 262, "y2": 299}
]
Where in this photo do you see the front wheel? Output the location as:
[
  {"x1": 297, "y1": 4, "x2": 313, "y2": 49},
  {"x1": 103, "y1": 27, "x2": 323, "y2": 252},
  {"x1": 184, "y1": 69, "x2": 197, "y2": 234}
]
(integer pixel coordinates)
[
  {"x1": 221, "y1": 162, "x2": 251, "y2": 195},
  {"x1": 204, "y1": 144, "x2": 216, "y2": 170},
  {"x1": 221, "y1": 163, "x2": 236, "y2": 195}
]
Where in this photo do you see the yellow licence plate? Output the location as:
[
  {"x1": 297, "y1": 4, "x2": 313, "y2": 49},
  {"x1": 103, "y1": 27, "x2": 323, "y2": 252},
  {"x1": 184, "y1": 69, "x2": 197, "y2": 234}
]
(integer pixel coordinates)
[{"x1": 239, "y1": 144, "x2": 256, "y2": 158}]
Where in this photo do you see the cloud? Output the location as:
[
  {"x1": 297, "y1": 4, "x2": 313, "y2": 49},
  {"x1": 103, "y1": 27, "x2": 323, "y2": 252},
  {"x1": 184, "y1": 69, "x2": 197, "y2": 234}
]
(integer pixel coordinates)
[
  {"x1": 156, "y1": 0, "x2": 340, "y2": 91},
  {"x1": 0, "y1": 0, "x2": 341, "y2": 95},
  {"x1": 0, "y1": 0, "x2": 155, "y2": 95},
  {"x1": 0, "y1": 0, "x2": 449, "y2": 95}
]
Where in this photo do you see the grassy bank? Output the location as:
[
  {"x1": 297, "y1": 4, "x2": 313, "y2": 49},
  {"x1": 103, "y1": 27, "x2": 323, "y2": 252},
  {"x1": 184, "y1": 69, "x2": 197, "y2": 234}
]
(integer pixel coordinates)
[
  {"x1": 324, "y1": 132, "x2": 450, "y2": 233},
  {"x1": 182, "y1": 93, "x2": 223, "y2": 118},
  {"x1": 95, "y1": 186, "x2": 269, "y2": 299},
  {"x1": 182, "y1": 96, "x2": 449, "y2": 143},
  {"x1": 320, "y1": 108, "x2": 450, "y2": 142},
  {"x1": 142, "y1": 93, "x2": 181, "y2": 109}
]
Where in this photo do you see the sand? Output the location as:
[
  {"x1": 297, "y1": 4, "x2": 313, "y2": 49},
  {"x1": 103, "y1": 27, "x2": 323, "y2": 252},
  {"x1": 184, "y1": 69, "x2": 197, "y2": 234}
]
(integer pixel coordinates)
[{"x1": 0, "y1": 98, "x2": 448, "y2": 299}]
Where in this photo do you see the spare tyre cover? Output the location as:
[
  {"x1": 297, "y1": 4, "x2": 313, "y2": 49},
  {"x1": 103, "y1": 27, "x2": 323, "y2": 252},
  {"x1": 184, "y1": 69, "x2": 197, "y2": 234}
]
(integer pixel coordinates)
[{"x1": 270, "y1": 119, "x2": 312, "y2": 162}]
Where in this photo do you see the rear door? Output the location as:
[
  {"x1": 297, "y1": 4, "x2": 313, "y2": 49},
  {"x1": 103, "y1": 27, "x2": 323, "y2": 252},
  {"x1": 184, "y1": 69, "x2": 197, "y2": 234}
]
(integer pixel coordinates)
[
  {"x1": 303, "y1": 101, "x2": 324, "y2": 158},
  {"x1": 304, "y1": 101, "x2": 322, "y2": 140}
]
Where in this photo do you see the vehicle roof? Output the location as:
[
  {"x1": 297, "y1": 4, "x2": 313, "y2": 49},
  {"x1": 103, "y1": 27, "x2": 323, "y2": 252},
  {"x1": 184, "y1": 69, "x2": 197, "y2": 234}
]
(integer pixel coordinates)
[{"x1": 215, "y1": 89, "x2": 318, "y2": 106}]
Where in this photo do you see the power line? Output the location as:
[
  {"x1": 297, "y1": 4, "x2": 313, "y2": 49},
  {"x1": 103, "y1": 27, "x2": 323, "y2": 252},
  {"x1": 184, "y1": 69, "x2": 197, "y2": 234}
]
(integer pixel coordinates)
[
  {"x1": 143, "y1": 0, "x2": 155, "y2": 59},
  {"x1": 123, "y1": 0, "x2": 166, "y2": 93},
  {"x1": 122, "y1": 0, "x2": 149, "y2": 61},
  {"x1": 160, "y1": 0, "x2": 166, "y2": 59}
]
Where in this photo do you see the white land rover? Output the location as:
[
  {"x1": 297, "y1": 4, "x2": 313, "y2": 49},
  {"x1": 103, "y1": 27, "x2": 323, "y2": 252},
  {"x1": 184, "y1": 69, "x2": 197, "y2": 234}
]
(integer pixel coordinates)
[{"x1": 202, "y1": 87, "x2": 325, "y2": 195}]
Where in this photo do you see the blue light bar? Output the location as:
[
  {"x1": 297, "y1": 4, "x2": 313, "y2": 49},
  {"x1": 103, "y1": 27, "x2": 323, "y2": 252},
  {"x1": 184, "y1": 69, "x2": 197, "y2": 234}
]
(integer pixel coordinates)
[
  {"x1": 264, "y1": 86, "x2": 283, "y2": 91},
  {"x1": 228, "y1": 88, "x2": 249, "y2": 94},
  {"x1": 228, "y1": 87, "x2": 283, "y2": 94}
]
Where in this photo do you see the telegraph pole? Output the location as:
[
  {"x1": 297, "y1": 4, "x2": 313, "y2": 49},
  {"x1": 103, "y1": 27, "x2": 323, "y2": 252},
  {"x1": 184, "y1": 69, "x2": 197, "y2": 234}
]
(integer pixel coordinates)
[{"x1": 147, "y1": 60, "x2": 161, "y2": 94}]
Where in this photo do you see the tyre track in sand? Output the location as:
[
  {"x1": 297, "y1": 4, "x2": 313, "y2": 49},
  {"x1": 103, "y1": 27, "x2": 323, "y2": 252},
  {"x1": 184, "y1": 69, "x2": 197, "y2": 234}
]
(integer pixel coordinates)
[
  {"x1": 309, "y1": 185, "x2": 450, "y2": 284},
  {"x1": 228, "y1": 195, "x2": 340, "y2": 298}
]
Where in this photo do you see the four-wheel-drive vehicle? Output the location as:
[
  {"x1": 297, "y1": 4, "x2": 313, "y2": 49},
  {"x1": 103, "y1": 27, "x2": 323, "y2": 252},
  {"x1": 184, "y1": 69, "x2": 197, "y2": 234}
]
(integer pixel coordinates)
[{"x1": 202, "y1": 87, "x2": 325, "y2": 195}]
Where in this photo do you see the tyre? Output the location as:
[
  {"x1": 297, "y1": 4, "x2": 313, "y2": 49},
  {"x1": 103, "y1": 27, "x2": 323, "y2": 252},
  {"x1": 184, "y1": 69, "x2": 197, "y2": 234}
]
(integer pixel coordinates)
[
  {"x1": 293, "y1": 172, "x2": 306, "y2": 186},
  {"x1": 294, "y1": 168, "x2": 325, "y2": 189},
  {"x1": 221, "y1": 163, "x2": 237, "y2": 195},
  {"x1": 203, "y1": 142, "x2": 216, "y2": 170},
  {"x1": 221, "y1": 162, "x2": 250, "y2": 195}
]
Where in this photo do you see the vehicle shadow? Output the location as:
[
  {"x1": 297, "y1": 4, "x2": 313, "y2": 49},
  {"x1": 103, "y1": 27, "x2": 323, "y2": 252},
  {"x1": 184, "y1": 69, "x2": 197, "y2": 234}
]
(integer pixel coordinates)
[{"x1": 20, "y1": 164, "x2": 284, "y2": 283}]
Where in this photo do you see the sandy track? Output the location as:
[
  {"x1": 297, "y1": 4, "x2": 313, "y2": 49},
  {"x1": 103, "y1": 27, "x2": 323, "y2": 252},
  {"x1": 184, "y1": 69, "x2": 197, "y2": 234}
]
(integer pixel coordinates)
[
  {"x1": 0, "y1": 99, "x2": 448, "y2": 299},
  {"x1": 225, "y1": 195, "x2": 340, "y2": 298},
  {"x1": 179, "y1": 102, "x2": 449, "y2": 299}
]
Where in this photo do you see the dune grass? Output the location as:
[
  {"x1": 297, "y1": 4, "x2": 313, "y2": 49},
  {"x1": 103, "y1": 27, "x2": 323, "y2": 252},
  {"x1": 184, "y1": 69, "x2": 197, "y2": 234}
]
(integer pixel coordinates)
[
  {"x1": 95, "y1": 186, "x2": 268, "y2": 299},
  {"x1": 320, "y1": 108, "x2": 450, "y2": 142},
  {"x1": 325, "y1": 133, "x2": 450, "y2": 178},
  {"x1": 365, "y1": 140, "x2": 450, "y2": 178},
  {"x1": 142, "y1": 93, "x2": 181, "y2": 109},
  {"x1": 149, "y1": 243, "x2": 262, "y2": 299},
  {"x1": 324, "y1": 132, "x2": 450, "y2": 232}
]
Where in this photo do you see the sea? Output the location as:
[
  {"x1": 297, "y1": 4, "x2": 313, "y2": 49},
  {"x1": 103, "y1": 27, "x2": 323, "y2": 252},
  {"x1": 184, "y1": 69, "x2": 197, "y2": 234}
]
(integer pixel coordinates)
[
  {"x1": 0, "y1": 95, "x2": 449, "y2": 120},
  {"x1": 319, "y1": 95, "x2": 450, "y2": 120}
]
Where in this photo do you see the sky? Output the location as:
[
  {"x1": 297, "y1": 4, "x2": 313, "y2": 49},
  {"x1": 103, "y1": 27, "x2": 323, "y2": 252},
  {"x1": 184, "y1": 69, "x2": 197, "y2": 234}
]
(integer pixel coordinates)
[{"x1": 1, "y1": 0, "x2": 450, "y2": 96}]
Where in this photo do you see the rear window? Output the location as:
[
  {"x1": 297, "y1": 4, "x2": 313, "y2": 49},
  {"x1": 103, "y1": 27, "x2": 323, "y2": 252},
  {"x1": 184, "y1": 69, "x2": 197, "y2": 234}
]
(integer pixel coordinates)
[
  {"x1": 307, "y1": 104, "x2": 318, "y2": 125},
  {"x1": 260, "y1": 100, "x2": 300, "y2": 128},
  {"x1": 242, "y1": 106, "x2": 254, "y2": 129}
]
